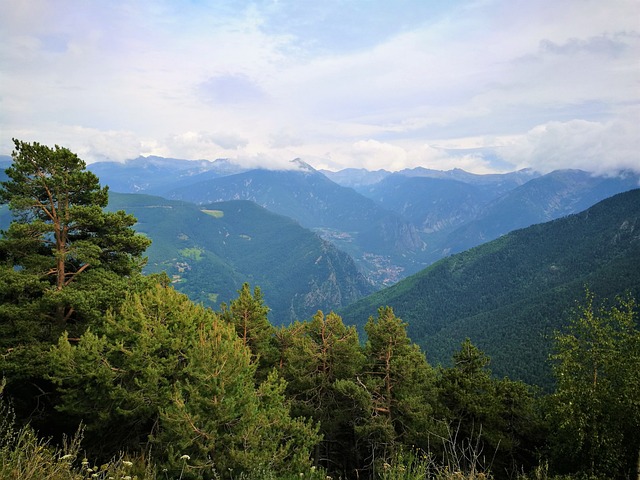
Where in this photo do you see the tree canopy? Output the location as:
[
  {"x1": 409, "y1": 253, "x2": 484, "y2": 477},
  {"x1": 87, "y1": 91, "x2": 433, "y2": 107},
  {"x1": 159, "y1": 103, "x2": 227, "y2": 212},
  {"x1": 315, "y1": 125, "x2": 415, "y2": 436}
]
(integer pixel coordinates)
[
  {"x1": 0, "y1": 139, "x2": 152, "y2": 427},
  {"x1": 0, "y1": 139, "x2": 150, "y2": 332},
  {"x1": 550, "y1": 292, "x2": 640, "y2": 479}
]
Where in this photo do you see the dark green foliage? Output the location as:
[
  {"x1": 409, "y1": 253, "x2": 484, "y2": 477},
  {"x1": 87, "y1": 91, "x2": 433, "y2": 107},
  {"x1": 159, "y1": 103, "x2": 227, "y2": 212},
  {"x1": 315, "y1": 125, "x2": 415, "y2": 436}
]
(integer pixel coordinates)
[
  {"x1": 0, "y1": 140, "x2": 150, "y2": 330},
  {"x1": 341, "y1": 189, "x2": 640, "y2": 386},
  {"x1": 549, "y1": 293, "x2": 640, "y2": 479},
  {"x1": 279, "y1": 310, "x2": 365, "y2": 476},
  {"x1": 50, "y1": 284, "x2": 319, "y2": 478},
  {"x1": 354, "y1": 307, "x2": 437, "y2": 476},
  {"x1": 0, "y1": 140, "x2": 151, "y2": 430},
  {"x1": 436, "y1": 339, "x2": 545, "y2": 478},
  {"x1": 222, "y1": 283, "x2": 277, "y2": 381}
]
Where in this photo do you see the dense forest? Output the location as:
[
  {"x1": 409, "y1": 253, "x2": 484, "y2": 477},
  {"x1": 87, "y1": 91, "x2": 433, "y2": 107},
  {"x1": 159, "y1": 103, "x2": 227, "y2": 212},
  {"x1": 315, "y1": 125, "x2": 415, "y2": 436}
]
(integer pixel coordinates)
[
  {"x1": 341, "y1": 188, "x2": 640, "y2": 388},
  {"x1": 1, "y1": 141, "x2": 639, "y2": 480}
]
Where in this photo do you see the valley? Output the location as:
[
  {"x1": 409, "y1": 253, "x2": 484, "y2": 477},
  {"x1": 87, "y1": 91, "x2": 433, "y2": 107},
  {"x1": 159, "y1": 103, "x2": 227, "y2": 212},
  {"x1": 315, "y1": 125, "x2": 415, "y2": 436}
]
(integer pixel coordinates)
[{"x1": 87, "y1": 156, "x2": 640, "y2": 287}]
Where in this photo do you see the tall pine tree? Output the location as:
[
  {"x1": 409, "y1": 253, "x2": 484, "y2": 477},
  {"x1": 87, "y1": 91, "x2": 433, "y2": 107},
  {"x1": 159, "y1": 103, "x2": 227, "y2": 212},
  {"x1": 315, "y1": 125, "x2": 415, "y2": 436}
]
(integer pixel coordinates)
[
  {"x1": 221, "y1": 283, "x2": 275, "y2": 381},
  {"x1": 280, "y1": 310, "x2": 365, "y2": 476},
  {"x1": 0, "y1": 139, "x2": 150, "y2": 335},
  {"x1": 356, "y1": 307, "x2": 436, "y2": 476},
  {"x1": 0, "y1": 139, "x2": 151, "y2": 427}
]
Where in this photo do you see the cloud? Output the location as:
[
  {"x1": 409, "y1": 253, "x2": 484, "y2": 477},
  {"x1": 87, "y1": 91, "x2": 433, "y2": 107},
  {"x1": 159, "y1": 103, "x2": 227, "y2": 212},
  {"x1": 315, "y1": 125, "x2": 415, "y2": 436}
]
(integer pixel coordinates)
[
  {"x1": 1, "y1": 0, "x2": 638, "y2": 174},
  {"x1": 500, "y1": 109, "x2": 640, "y2": 174},
  {"x1": 0, "y1": 125, "x2": 145, "y2": 163},
  {"x1": 337, "y1": 140, "x2": 495, "y2": 174},
  {"x1": 199, "y1": 73, "x2": 268, "y2": 105},
  {"x1": 539, "y1": 35, "x2": 630, "y2": 57}
]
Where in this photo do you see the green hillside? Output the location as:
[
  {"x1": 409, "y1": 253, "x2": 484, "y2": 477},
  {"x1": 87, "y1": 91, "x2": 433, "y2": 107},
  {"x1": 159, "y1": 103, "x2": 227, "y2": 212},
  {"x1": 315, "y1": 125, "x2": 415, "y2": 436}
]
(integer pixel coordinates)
[
  {"x1": 107, "y1": 193, "x2": 373, "y2": 324},
  {"x1": 341, "y1": 189, "x2": 640, "y2": 387}
]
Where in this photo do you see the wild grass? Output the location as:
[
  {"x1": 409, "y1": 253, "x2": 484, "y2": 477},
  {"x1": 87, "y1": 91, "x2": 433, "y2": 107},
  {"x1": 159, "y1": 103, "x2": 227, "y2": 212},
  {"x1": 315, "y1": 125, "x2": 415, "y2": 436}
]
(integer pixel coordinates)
[{"x1": 0, "y1": 388, "x2": 585, "y2": 480}]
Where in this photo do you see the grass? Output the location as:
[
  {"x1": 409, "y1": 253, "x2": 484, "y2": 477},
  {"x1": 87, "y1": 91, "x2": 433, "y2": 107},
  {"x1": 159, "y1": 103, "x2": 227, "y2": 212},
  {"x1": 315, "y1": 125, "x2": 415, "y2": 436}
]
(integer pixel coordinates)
[
  {"x1": 201, "y1": 209, "x2": 224, "y2": 218},
  {"x1": 0, "y1": 382, "x2": 589, "y2": 480}
]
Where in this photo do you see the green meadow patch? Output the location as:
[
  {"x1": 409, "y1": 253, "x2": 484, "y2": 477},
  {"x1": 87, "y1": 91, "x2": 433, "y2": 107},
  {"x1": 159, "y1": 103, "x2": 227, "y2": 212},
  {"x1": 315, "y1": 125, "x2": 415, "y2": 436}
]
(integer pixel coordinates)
[{"x1": 202, "y1": 208, "x2": 224, "y2": 218}]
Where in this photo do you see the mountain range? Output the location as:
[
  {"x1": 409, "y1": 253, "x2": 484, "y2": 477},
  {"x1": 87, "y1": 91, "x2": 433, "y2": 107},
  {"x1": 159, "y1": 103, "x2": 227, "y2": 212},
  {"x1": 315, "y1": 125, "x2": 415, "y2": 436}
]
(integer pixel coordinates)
[
  {"x1": 88, "y1": 156, "x2": 640, "y2": 285},
  {"x1": 105, "y1": 193, "x2": 373, "y2": 324}
]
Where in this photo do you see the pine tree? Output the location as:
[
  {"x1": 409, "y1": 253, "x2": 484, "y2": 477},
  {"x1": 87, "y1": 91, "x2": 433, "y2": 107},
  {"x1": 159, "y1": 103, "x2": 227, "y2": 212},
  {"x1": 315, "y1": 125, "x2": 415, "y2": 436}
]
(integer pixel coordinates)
[
  {"x1": 221, "y1": 283, "x2": 276, "y2": 380},
  {"x1": 436, "y1": 339, "x2": 543, "y2": 477},
  {"x1": 356, "y1": 306, "x2": 436, "y2": 476},
  {"x1": 280, "y1": 310, "x2": 365, "y2": 475},
  {"x1": 0, "y1": 139, "x2": 151, "y2": 427},
  {"x1": 50, "y1": 284, "x2": 319, "y2": 477},
  {"x1": 0, "y1": 139, "x2": 150, "y2": 333}
]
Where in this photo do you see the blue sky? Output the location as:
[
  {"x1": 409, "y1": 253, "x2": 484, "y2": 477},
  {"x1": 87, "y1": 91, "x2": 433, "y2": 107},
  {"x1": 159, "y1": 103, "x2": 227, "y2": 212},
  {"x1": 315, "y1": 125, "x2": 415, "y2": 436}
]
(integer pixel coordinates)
[{"x1": 1, "y1": 0, "x2": 638, "y2": 174}]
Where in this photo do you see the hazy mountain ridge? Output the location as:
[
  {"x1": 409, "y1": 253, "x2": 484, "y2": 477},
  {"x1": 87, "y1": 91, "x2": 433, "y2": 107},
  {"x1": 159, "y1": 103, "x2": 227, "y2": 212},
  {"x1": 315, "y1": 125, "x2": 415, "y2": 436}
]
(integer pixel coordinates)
[
  {"x1": 340, "y1": 189, "x2": 640, "y2": 386},
  {"x1": 320, "y1": 167, "x2": 391, "y2": 189},
  {"x1": 88, "y1": 156, "x2": 246, "y2": 194},
  {"x1": 357, "y1": 175, "x2": 493, "y2": 233},
  {"x1": 443, "y1": 168, "x2": 640, "y2": 254}
]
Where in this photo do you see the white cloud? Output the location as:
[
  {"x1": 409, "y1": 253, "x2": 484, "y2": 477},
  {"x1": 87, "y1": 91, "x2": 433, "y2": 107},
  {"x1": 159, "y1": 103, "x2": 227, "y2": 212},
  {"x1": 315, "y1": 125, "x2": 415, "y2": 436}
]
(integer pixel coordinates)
[
  {"x1": 1, "y1": 0, "x2": 638, "y2": 174},
  {"x1": 501, "y1": 109, "x2": 640, "y2": 174}
]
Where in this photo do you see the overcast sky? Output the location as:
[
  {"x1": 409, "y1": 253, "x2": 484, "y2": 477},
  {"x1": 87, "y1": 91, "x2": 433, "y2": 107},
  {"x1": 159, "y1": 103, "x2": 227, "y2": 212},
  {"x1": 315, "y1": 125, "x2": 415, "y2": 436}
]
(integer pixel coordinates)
[{"x1": 1, "y1": 0, "x2": 638, "y2": 174}]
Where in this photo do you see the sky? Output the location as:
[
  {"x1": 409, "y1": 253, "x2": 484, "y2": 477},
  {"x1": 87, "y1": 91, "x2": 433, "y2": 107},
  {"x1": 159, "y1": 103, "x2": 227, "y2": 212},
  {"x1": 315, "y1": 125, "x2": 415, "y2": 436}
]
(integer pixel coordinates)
[{"x1": 1, "y1": 0, "x2": 639, "y2": 174}]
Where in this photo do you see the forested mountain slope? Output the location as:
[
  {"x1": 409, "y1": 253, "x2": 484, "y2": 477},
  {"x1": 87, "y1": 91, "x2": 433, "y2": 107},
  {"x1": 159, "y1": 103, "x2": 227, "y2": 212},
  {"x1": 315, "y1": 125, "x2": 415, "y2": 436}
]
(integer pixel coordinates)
[
  {"x1": 105, "y1": 193, "x2": 374, "y2": 324},
  {"x1": 163, "y1": 161, "x2": 426, "y2": 285},
  {"x1": 341, "y1": 189, "x2": 640, "y2": 387},
  {"x1": 445, "y1": 169, "x2": 640, "y2": 253}
]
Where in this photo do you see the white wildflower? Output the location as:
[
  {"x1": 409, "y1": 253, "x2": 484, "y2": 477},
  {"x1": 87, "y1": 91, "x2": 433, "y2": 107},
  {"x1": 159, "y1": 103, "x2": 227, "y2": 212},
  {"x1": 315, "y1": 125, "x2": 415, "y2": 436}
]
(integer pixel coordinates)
[{"x1": 180, "y1": 454, "x2": 191, "y2": 460}]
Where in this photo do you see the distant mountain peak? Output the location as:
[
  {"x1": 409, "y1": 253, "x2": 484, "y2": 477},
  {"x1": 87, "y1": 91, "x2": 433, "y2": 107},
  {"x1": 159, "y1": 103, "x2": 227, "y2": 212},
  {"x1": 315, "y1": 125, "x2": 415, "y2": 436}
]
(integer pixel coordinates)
[{"x1": 290, "y1": 158, "x2": 316, "y2": 173}]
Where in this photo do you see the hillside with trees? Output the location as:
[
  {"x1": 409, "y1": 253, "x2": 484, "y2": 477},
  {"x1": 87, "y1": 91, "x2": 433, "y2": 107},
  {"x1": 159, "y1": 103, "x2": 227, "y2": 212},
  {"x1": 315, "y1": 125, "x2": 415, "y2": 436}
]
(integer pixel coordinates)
[
  {"x1": 106, "y1": 193, "x2": 373, "y2": 323},
  {"x1": 1, "y1": 141, "x2": 639, "y2": 480},
  {"x1": 341, "y1": 189, "x2": 640, "y2": 387}
]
